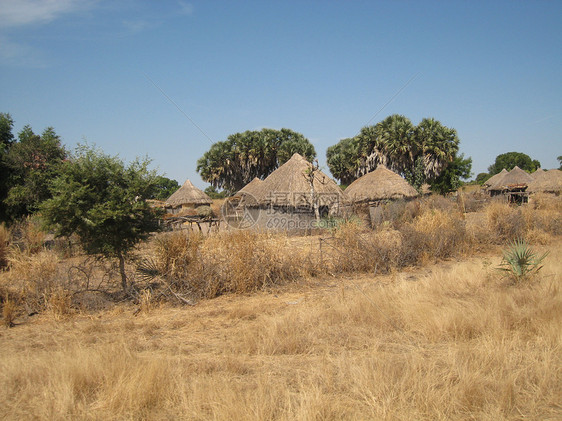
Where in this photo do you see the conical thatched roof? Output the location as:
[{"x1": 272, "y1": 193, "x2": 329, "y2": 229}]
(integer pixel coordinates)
[
  {"x1": 527, "y1": 169, "x2": 562, "y2": 194},
  {"x1": 251, "y1": 153, "x2": 346, "y2": 207},
  {"x1": 166, "y1": 179, "x2": 212, "y2": 207},
  {"x1": 345, "y1": 165, "x2": 418, "y2": 202},
  {"x1": 531, "y1": 168, "x2": 545, "y2": 179},
  {"x1": 488, "y1": 166, "x2": 533, "y2": 191},
  {"x1": 483, "y1": 168, "x2": 508, "y2": 188},
  {"x1": 237, "y1": 177, "x2": 263, "y2": 198}
]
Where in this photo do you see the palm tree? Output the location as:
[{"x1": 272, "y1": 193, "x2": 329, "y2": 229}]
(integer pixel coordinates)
[{"x1": 416, "y1": 118, "x2": 459, "y2": 179}]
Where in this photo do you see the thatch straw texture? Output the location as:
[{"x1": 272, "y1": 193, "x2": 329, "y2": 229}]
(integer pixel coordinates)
[
  {"x1": 482, "y1": 168, "x2": 508, "y2": 188},
  {"x1": 166, "y1": 179, "x2": 212, "y2": 207},
  {"x1": 251, "y1": 153, "x2": 345, "y2": 207},
  {"x1": 488, "y1": 166, "x2": 533, "y2": 191},
  {"x1": 531, "y1": 168, "x2": 545, "y2": 179},
  {"x1": 237, "y1": 177, "x2": 263, "y2": 198},
  {"x1": 527, "y1": 169, "x2": 562, "y2": 194},
  {"x1": 345, "y1": 165, "x2": 418, "y2": 203}
]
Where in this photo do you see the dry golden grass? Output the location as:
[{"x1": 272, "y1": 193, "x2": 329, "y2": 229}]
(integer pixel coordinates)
[{"x1": 1, "y1": 242, "x2": 560, "y2": 420}]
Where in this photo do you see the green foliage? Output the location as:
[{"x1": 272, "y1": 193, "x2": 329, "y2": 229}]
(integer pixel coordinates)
[
  {"x1": 429, "y1": 154, "x2": 472, "y2": 194},
  {"x1": 326, "y1": 137, "x2": 361, "y2": 186},
  {"x1": 40, "y1": 145, "x2": 161, "y2": 290},
  {"x1": 498, "y1": 238, "x2": 548, "y2": 283},
  {"x1": 197, "y1": 128, "x2": 316, "y2": 193},
  {"x1": 151, "y1": 175, "x2": 180, "y2": 201},
  {"x1": 558, "y1": 155, "x2": 561, "y2": 170},
  {"x1": 3, "y1": 124, "x2": 67, "y2": 220},
  {"x1": 488, "y1": 152, "x2": 541, "y2": 175},
  {"x1": 475, "y1": 172, "x2": 492, "y2": 185},
  {"x1": 0, "y1": 113, "x2": 15, "y2": 222},
  {"x1": 326, "y1": 115, "x2": 462, "y2": 190},
  {"x1": 204, "y1": 185, "x2": 228, "y2": 199}
]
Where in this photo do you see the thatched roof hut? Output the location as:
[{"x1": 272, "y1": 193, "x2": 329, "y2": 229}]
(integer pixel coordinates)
[
  {"x1": 166, "y1": 179, "x2": 212, "y2": 209},
  {"x1": 251, "y1": 153, "x2": 346, "y2": 209},
  {"x1": 488, "y1": 166, "x2": 533, "y2": 191},
  {"x1": 482, "y1": 168, "x2": 508, "y2": 188},
  {"x1": 345, "y1": 165, "x2": 418, "y2": 203},
  {"x1": 237, "y1": 177, "x2": 263, "y2": 198},
  {"x1": 527, "y1": 169, "x2": 562, "y2": 194}
]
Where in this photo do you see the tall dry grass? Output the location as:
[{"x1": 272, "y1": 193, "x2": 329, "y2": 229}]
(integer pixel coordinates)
[{"x1": 1, "y1": 243, "x2": 560, "y2": 420}]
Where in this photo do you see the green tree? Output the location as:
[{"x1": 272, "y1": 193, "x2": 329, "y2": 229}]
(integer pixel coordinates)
[
  {"x1": 557, "y1": 155, "x2": 561, "y2": 170},
  {"x1": 40, "y1": 145, "x2": 161, "y2": 291},
  {"x1": 488, "y1": 152, "x2": 540, "y2": 175},
  {"x1": 197, "y1": 128, "x2": 316, "y2": 193},
  {"x1": 3, "y1": 125, "x2": 67, "y2": 220},
  {"x1": 475, "y1": 172, "x2": 492, "y2": 185},
  {"x1": 0, "y1": 113, "x2": 15, "y2": 222},
  {"x1": 326, "y1": 115, "x2": 461, "y2": 192},
  {"x1": 429, "y1": 154, "x2": 472, "y2": 194},
  {"x1": 326, "y1": 137, "x2": 361, "y2": 186},
  {"x1": 151, "y1": 175, "x2": 180, "y2": 201}
]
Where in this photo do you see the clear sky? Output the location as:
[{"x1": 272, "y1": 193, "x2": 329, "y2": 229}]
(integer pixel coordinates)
[{"x1": 1, "y1": 0, "x2": 561, "y2": 189}]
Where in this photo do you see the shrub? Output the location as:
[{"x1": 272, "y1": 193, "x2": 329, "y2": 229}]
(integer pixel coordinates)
[
  {"x1": 498, "y1": 238, "x2": 548, "y2": 283},
  {"x1": 486, "y1": 202, "x2": 527, "y2": 243},
  {"x1": 0, "y1": 223, "x2": 8, "y2": 269}
]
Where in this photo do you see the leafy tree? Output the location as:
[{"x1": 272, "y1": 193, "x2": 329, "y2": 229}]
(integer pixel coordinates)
[
  {"x1": 40, "y1": 145, "x2": 161, "y2": 291},
  {"x1": 429, "y1": 154, "x2": 472, "y2": 194},
  {"x1": 475, "y1": 172, "x2": 492, "y2": 185},
  {"x1": 197, "y1": 128, "x2": 316, "y2": 193},
  {"x1": 488, "y1": 152, "x2": 540, "y2": 175},
  {"x1": 0, "y1": 113, "x2": 15, "y2": 222},
  {"x1": 204, "y1": 186, "x2": 228, "y2": 199},
  {"x1": 151, "y1": 175, "x2": 180, "y2": 201},
  {"x1": 3, "y1": 124, "x2": 67, "y2": 220},
  {"x1": 558, "y1": 155, "x2": 561, "y2": 170}
]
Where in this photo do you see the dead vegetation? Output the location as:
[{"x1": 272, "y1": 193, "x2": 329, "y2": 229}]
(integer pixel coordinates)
[{"x1": 0, "y1": 243, "x2": 560, "y2": 420}]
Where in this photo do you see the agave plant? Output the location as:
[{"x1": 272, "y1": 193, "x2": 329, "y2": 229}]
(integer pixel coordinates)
[{"x1": 498, "y1": 238, "x2": 549, "y2": 283}]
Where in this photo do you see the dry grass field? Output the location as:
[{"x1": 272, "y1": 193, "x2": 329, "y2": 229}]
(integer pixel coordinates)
[{"x1": 0, "y1": 196, "x2": 561, "y2": 420}]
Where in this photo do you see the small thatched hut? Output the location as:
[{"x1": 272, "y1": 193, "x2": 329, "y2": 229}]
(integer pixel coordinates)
[
  {"x1": 345, "y1": 165, "x2": 418, "y2": 227},
  {"x1": 527, "y1": 169, "x2": 562, "y2": 195},
  {"x1": 165, "y1": 179, "x2": 212, "y2": 214},
  {"x1": 248, "y1": 153, "x2": 346, "y2": 229},
  {"x1": 487, "y1": 166, "x2": 533, "y2": 203},
  {"x1": 482, "y1": 168, "x2": 508, "y2": 189},
  {"x1": 345, "y1": 165, "x2": 418, "y2": 204},
  {"x1": 531, "y1": 168, "x2": 545, "y2": 179}
]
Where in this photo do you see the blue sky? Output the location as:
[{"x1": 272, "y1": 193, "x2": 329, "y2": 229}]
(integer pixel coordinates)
[{"x1": 1, "y1": 0, "x2": 560, "y2": 189}]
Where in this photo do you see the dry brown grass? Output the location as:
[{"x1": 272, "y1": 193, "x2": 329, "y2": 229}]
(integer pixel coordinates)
[
  {"x1": 0, "y1": 223, "x2": 8, "y2": 269},
  {"x1": 0, "y1": 242, "x2": 560, "y2": 420}
]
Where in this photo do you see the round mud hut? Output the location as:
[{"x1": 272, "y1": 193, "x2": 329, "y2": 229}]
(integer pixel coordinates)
[
  {"x1": 165, "y1": 179, "x2": 213, "y2": 215},
  {"x1": 344, "y1": 165, "x2": 418, "y2": 227},
  {"x1": 248, "y1": 153, "x2": 347, "y2": 229},
  {"x1": 487, "y1": 166, "x2": 533, "y2": 203}
]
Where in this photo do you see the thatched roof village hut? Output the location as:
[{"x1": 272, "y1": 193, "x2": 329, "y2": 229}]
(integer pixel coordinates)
[
  {"x1": 527, "y1": 169, "x2": 562, "y2": 195},
  {"x1": 345, "y1": 165, "x2": 418, "y2": 204},
  {"x1": 345, "y1": 165, "x2": 418, "y2": 227},
  {"x1": 165, "y1": 179, "x2": 212, "y2": 214},
  {"x1": 487, "y1": 166, "x2": 533, "y2": 203},
  {"x1": 245, "y1": 153, "x2": 346, "y2": 229}
]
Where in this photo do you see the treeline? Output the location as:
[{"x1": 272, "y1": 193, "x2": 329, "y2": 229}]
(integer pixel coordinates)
[
  {"x1": 196, "y1": 115, "x2": 473, "y2": 195},
  {"x1": 0, "y1": 113, "x2": 179, "y2": 223}
]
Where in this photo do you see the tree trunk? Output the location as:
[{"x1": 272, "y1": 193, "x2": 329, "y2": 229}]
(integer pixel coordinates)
[{"x1": 117, "y1": 251, "x2": 127, "y2": 292}]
